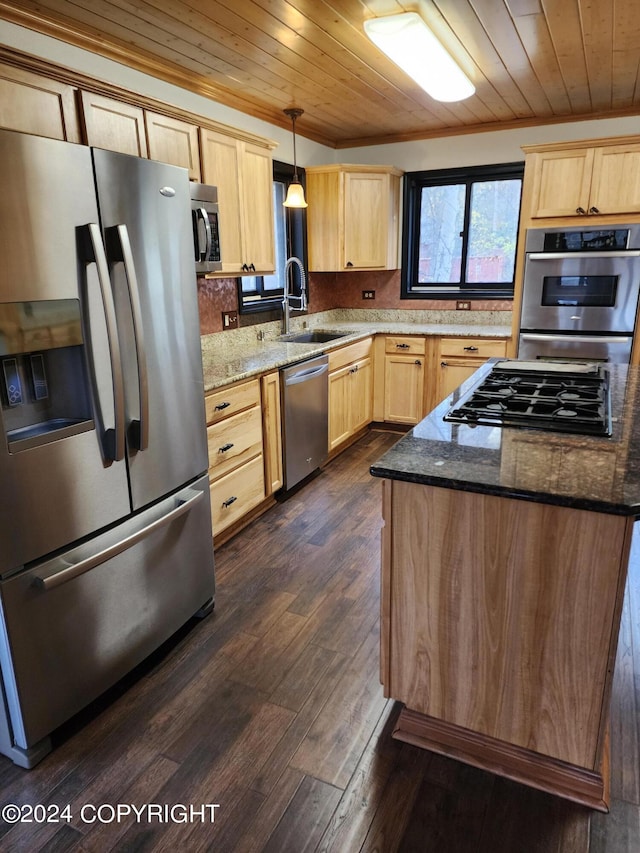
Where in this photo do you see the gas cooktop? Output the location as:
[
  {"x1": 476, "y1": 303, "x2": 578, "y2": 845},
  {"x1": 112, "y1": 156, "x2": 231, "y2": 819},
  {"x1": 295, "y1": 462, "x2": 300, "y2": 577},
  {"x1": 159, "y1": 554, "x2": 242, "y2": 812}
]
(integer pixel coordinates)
[{"x1": 443, "y1": 360, "x2": 612, "y2": 436}]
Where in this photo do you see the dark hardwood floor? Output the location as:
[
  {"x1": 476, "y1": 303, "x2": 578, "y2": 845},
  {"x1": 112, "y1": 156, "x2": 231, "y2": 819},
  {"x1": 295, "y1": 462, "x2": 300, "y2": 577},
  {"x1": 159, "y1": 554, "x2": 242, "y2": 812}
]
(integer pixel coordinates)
[{"x1": 0, "y1": 428, "x2": 639, "y2": 851}]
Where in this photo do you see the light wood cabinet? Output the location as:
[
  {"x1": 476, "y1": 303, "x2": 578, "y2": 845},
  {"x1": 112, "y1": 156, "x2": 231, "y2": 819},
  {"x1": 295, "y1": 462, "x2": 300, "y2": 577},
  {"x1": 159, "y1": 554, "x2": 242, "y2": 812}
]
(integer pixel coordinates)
[
  {"x1": 261, "y1": 371, "x2": 283, "y2": 495},
  {"x1": 200, "y1": 127, "x2": 276, "y2": 275},
  {"x1": 437, "y1": 337, "x2": 508, "y2": 404},
  {"x1": 205, "y1": 378, "x2": 265, "y2": 538},
  {"x1": 79, "y1": 91, "x2": 148, "y2": 157},
  {"x1": 0, "y1": 61, "x2": 80, "y2": 141},
  {"x1": 306, "y1": 164, "x2": 402, "y2": 271},
  {"x1": 145, "y1": 111, "x2": 201, "y2": 180},
  {"x1": 328, "y1": 338, "x2": 373, "y2": 452},
  {"x1": 381, "y1": 477, "x2": 632, "y2": 809},
  {"x1": 382, "y1": 336, "x2": 426, "y2": 425},
  {"x1": 526, "y1": 137, "x2": 640, "y2": 218}
]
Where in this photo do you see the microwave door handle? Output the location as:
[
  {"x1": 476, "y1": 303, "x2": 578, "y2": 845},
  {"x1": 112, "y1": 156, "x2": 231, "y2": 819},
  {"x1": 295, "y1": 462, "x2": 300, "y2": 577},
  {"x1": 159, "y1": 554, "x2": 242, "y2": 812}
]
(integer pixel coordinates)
[
  {"x1": 107, "y1": 224, "x2": 150, "y2": 451},
  {"x1": 83, "y1": 223, "x2": 126, "y2": 462},
  {"x1": 528, "y1": 251, "x2": 640, "y2": 260},
  {"x1": 195, "y1": 207, "x2": 212, "y2": 263}
]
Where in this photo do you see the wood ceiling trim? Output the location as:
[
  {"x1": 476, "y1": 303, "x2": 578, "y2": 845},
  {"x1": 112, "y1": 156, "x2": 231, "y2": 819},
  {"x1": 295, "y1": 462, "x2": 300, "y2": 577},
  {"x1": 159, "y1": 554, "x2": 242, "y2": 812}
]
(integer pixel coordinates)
[{"x1": 336, "y1": 103, "x2": 640, "y2": 149}]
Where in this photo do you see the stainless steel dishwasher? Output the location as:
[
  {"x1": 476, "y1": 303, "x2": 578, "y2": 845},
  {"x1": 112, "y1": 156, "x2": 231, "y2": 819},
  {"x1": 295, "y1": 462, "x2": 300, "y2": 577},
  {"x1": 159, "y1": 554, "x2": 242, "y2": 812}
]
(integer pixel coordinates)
[{"x1": 280, "y1": 354, "x2": 329, "y2": 490}]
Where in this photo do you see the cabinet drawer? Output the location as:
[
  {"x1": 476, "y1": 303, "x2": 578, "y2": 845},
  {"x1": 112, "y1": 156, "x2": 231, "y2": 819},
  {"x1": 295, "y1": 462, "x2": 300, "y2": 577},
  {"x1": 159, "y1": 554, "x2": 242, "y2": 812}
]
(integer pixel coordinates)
[
  {"x1": 384, "y1": 336, "x2": 426, "y2": 355},
  {"x1": 210, "y1": 455, "x2": 265, "y2": 535},
  {"x1": 207, "y1": 406, "x2": 263, "y2": 481},
  {"x1": 328, "y1": 337, "x2": 372, "y2": 372},
  {"x1": 205, "y1": 379, "x2": 261, "y2": 425},
  {"x1": 439, "y1": 338, "x2": 507, "y2": 359}
]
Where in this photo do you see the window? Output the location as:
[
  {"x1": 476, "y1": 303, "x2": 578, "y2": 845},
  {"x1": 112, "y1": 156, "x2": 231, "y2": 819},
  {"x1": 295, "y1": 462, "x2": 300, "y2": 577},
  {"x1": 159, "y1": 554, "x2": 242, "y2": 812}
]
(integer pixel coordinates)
[
  {"x1": 238, "y1": 161, "x2": 307, "y2": 313},
  {"x1": 401, "y1": 162, "x2": 523, "y2": 300}
]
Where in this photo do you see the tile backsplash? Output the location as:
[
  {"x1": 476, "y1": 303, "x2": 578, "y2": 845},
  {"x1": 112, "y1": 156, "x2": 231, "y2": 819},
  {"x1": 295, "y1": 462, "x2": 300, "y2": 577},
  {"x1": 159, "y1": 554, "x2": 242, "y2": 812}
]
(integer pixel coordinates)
[{"x1": 197, "y1": 270, "x2": 512, "y2": 336}]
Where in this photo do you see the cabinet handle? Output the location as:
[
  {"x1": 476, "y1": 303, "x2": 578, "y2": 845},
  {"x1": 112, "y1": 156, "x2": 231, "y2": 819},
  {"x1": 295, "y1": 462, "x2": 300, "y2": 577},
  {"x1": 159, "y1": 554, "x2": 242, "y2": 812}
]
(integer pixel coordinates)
[
  {"x1": 396, "y1": 343, "x2": 410, "y2": 349},
  {"x1": 249, "y1": 263, "x2": 256, "y2": 271},
  {"x1": 222, "y1": 496, "x2": 237, "y2": 508},
  {"x1": 214, "y1": 401, "x2": 231, "y2": 411},
  {"x1": 589, "y1": 206, "x2": 600, "y2": 214},
  {"x1": 346, "y1": 261, "x2": 354, "y2": 267},
  {"x1": 576, "y1": 206, "x2": 587, "y2": 215},
  {"x1": 441, "y1": 361, "x2": 448, "y2": 367},
  {"x1": 218, "y1": 442, "x2": 234, "y2": 453},
  {"x1": 241, "y1": 263, "x2": 249, "y2": 272},
  {"x1": 415, "y1": 360, "x2": 422, "y2": 366},
  {"x1": 463, "y1": 345, "x2": 478, "y2": 352}
]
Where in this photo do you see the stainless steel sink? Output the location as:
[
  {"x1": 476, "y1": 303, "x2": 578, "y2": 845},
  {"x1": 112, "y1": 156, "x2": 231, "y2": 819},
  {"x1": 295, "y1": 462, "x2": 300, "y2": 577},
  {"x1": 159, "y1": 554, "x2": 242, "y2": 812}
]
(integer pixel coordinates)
[{"x1": 280, "y1": 330, "x2": 350, "y2": 344}]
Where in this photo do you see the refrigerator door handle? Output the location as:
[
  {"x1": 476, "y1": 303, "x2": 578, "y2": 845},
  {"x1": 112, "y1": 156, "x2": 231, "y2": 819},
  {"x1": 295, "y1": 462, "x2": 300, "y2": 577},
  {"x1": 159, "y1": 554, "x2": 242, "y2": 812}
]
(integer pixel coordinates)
[
  {"x1": 107, "y1": 224, "x2": 150, "y2": 451},
  {"x1": 32, "y1": 489, "x2": 204, "y2": 591},
  {"x1": 195, "y1": 207, "x2": 212, "y2": 262},
  {"x1": 84, "y1": 223, "x2": 126, "y2": 461}
]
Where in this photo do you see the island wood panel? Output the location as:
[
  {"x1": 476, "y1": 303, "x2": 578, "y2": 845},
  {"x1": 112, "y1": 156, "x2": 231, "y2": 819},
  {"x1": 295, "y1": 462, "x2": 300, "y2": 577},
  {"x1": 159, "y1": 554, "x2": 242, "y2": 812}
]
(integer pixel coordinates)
[{"x1": 383, "y1": 480, "x2": 633, "y2": 773}]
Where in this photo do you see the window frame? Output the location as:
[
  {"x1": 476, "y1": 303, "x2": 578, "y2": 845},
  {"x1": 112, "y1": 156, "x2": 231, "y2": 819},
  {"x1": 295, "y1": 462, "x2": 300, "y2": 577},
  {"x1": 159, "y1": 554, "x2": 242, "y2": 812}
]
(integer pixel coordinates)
[
  {"x1": 401, "y1": 161, "x2": 524, "y2": 301},
  {"x1": 237, "y1": 160, "x2": 308, "y2": 314}
]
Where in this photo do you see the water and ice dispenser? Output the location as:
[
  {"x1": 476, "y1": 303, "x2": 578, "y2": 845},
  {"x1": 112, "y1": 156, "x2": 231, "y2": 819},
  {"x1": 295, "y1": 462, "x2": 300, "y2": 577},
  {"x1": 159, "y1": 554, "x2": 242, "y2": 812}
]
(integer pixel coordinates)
[{"x1": 0, "y1": 300, "x2": 93, "y2": 451}]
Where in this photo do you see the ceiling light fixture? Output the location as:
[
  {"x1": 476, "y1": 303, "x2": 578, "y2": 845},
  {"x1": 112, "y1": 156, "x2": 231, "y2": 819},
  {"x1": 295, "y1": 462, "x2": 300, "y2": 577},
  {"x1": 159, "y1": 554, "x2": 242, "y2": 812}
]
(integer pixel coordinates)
[
  {"x1": 283, "y1": 107, "x2": 307, "y2": 208},
  {"x1": 363, "y1": 12, "x2": 475, "y2": 103}
]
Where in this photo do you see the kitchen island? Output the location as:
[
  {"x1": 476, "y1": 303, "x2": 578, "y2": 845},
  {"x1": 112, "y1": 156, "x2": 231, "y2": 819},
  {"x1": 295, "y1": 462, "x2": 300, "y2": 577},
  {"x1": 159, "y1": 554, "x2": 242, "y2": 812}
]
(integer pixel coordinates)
[{"x1": 370, "y1": 360, "x2": 640, "y2": 811}]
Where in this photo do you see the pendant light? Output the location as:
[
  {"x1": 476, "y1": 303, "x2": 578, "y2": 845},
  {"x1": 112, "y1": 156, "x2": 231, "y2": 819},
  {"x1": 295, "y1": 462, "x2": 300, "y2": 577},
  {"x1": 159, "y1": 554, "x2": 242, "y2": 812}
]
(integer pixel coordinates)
[{"x1": 283, "y1": 108, "x2": 308, "y2": 208}]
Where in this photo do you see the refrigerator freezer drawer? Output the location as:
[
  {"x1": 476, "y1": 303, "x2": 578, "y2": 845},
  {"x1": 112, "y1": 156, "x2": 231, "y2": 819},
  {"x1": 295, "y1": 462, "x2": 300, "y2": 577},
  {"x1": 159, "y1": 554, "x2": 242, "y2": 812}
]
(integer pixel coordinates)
[{"x1": 0, "y1": 474, "x2": 214, "y2": 751}]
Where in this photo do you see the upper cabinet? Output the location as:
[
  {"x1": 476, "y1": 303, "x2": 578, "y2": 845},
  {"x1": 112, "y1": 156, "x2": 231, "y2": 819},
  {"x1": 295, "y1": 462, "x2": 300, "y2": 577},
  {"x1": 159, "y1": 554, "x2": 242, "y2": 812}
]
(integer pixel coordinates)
[
  {"x1": 526, "y1": 137, "x2": 640, "y2": 219},
  {"x1": 0, "y1": 61, "x2": 80, "y2": 142},
  {"x1": 200, "y1": 127, "x2": 276, "y2": 276},
  {"x1": 306, "y1": 164, "x2": 402, "y2": 271},
  {"x1": 80, "y1": 92, "x2": 148, "y2": 157},
  {"x1": 145, "y1": 111, "x2": 201, "y2": 181}
]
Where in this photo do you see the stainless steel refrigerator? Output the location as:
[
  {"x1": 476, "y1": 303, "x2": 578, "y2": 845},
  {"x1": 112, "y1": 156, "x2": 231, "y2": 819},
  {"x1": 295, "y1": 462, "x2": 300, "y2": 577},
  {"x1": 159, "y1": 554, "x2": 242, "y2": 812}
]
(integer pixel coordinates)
[{"x1": 0, "y1": 128, "x2": 215, "y2": 768}]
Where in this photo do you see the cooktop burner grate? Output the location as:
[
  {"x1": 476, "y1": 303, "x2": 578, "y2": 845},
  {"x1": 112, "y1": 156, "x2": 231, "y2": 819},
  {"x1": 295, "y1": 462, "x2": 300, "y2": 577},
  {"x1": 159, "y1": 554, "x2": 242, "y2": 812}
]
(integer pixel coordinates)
[{"x1": 443, "y1": 362, "x2": 612, "y2": 436}]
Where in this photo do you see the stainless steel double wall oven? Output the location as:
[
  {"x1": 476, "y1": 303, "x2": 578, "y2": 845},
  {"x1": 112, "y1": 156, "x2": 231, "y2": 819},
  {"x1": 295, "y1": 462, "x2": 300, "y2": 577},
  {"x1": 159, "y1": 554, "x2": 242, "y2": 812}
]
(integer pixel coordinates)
[{"x1": 518, "y1": 224, "x2": 640, "y2": 363}]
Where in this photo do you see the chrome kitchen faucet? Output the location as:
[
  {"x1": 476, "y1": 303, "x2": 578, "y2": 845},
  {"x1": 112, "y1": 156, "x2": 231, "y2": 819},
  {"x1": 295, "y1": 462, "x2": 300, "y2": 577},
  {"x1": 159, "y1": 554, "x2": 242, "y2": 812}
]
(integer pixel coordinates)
[{"x1": 281, "y1": 256, "x2": 307, "y2": 334}]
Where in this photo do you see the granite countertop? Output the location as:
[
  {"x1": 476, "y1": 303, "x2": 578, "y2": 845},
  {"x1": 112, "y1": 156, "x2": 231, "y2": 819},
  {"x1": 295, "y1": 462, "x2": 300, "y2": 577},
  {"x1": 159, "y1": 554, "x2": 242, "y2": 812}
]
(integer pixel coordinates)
[
  {"x1": 201, "y1": 321, "x2": 511, "y2": 392},
  {"x1": 370, "y1": 361, "x2": 640, "y2": 517}
]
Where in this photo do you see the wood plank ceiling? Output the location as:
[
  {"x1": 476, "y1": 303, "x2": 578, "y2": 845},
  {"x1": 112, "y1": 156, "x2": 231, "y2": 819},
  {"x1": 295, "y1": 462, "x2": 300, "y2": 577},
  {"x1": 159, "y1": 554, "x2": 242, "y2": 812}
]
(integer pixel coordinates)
[{"x1": 0, "y1": 0, "x2": 638, "y2": 148}]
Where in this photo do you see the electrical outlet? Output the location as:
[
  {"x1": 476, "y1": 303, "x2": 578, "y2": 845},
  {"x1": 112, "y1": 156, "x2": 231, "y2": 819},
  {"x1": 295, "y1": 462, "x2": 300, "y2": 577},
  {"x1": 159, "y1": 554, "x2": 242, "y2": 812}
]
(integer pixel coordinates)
[
  {"x1": 456, "y1": 300, "x2": 471, "y2": 311},
  {"x1": 362, "y1": 290, "x2": 375, "y2": 300},
  {"x1": 222, "y1": 310, "x2": 238, "y2": 329}
]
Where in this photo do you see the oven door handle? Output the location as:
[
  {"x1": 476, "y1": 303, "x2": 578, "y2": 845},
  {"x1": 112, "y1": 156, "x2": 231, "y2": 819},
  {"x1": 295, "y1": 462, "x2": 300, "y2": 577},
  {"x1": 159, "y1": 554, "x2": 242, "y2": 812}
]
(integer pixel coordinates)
[
  {"x1": 520, "y1": 333, "x2": 633, "y2": 344},
  {"x1": 528, "y1": 251, "x2": 640, "y2": 260}
]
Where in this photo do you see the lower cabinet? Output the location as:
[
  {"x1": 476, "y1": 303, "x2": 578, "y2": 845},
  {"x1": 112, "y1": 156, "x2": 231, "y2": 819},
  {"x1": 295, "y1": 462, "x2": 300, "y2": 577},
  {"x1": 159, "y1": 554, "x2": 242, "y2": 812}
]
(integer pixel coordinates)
[
  {"x1": 260, "y1": 371, "x2": 283, "y2": 494},
  {"x1": 383, "y1": 336, "x2": 426, "y2": 425},
  {"x1": 205, "y1": 378, "x2": 265, "y2": 538},
  {"x1": 328, "y1": 338, "x2": 373, "y2": 452},
  {"x1": 437, "y1": 337, "x2": 508, "y2": 404}
]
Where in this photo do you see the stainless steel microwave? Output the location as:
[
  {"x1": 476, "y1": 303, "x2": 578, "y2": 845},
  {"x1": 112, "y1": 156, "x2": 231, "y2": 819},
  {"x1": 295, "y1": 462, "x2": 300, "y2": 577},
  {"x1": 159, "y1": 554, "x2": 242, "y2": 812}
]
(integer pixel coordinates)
[{"x1": 190, "y1": 182, "x2": 222, "y2": 273}]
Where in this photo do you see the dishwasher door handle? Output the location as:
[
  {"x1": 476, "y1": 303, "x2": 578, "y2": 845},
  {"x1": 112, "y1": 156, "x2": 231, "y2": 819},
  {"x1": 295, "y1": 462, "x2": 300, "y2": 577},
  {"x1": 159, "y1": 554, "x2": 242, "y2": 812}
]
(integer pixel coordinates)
[{"x1": 284, "y1": 363, "x2": 329, "y2": 386}]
